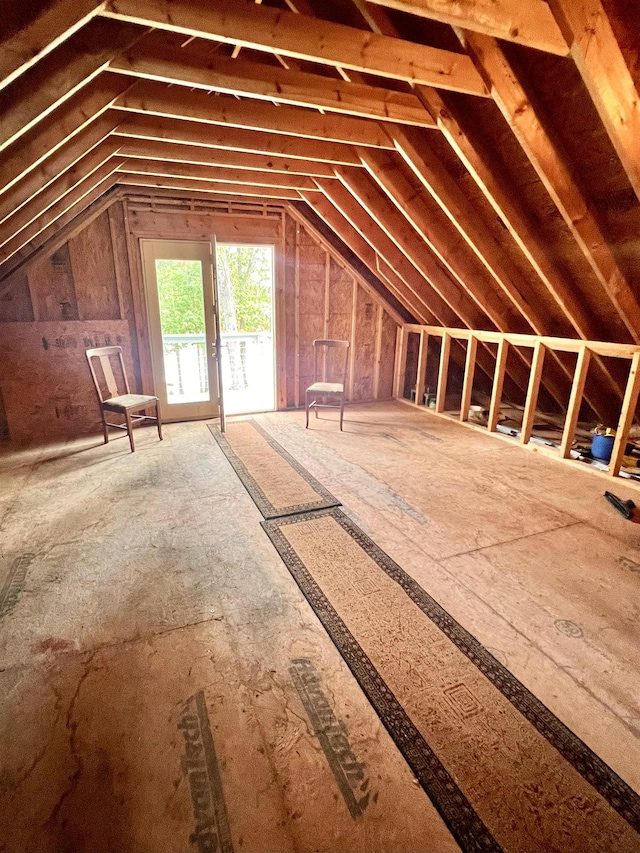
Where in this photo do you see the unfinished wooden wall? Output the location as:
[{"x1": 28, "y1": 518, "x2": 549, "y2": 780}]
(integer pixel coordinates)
[
  {"x1": 124, "y1": 194, "x2": 398, "y2": 410},
  {"x1": 0, "y1": 193, "x2": 399, "y2": 444},
  {"x1": 283, "y1": 213, "x2": 397, "y2": 409},
  {"x1": 0, "y1": 201, "x2": 141, "y2": 443}
]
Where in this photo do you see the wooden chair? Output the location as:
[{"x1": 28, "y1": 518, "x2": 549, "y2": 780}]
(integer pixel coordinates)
[
  {"x1": 85, "y1": 346, "x2": 162, "y2": 453},
  {"x1": 305, "y1": 339, "x2": 350, "y2": 430}
]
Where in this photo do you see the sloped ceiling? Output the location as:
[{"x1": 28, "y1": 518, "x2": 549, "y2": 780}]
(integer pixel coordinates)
[{"x1": 1, "y1": 0, "x2": 640, "y2": 415}]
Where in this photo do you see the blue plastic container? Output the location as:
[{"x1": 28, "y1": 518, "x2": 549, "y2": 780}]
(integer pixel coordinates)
[{"x1": 591, "y1": 433, "x2": 615, "y2": 462}]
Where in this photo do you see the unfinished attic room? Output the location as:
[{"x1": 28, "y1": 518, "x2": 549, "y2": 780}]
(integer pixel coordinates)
[{"x1": 5, "y1": 1, "x2": 640, "y2": 852}]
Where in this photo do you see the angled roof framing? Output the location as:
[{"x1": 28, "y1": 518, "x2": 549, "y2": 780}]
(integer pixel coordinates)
[{"x1": 1, "y1": 0, "x2": 639, "y2": 422}]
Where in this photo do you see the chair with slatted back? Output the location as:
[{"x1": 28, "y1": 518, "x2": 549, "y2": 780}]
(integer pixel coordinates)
[
  {"x1": 86, "y1": 346, "x2": 162, "y2": 453},
  {"x1": 305, "y1": 339, "x2": 350, "y2": 431}
]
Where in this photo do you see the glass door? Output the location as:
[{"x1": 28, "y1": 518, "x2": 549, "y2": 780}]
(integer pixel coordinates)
[
  {"x1": 141, "y1": 240, "x2": 220, "y2": 422},
  {"x1": 216, "y1": 243, "x2": 276, "y2": 415}
]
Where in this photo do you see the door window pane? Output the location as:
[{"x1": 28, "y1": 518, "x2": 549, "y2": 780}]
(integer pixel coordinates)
[
  {"x1": 216, "y1": 245, "x2": 275, "y2": 414},
  {"x1": 155, "y1": 259, "x2": 209, "y2": 404}
]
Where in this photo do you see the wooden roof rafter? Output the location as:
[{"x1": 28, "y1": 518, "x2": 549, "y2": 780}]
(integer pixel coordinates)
[
  {"x1": 113, "y1": 81, "x2": 399, "y2": 148},
  {"x1": 464, "y1": 30, "x2": 640, "y2": 345},
  {"x1": 111, "y1": 115, "x2": 363, "y2": 165},
  {"x1": 0, "y1": 146, "x2": 125, "y2": 257},
  {"x1": 115, "y1": 139, "x2": 340, "y2": 178},
  {"x1": 0, "y1": 75, "x2": 131, "y2": 197},
  {"x1": 0, "y1": 19, "x2": 143, "y2": 153},
  {"x1": 107, "y1": 40, "x2": 437, "y2": 127},
  {"x1": 116, "y1": 158, "x2": 321, "y2": 192},
  {"x1": 98, "y1": 0, "x2": 490, "y2": 96},
  {"x1": 548, "y1": 0, "x2": 640, "y2": 207},
  {"x1": 0, "y1": 0, "x2": 638, "y2": 422},
  {"x1": 363, "y1": 0, "x2": 569, "y2": 55},
  {"x1": 0, "y1": 0, "x2": 105, "y2": 92}
]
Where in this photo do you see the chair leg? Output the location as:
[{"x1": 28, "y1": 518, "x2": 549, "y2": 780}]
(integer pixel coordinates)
[
  {"x1": 156, "y1": 403, "x2": 163, "y2": 441},
  {"x1": 305, "y1": 392, "x2": 310, "y2": 428},
  {"x1": 100, "y1": 410, "x2": 109, "y2": 444},
  {"x1": 340, "y1": 396, "x2": 345, "y2": 431},
  {"x1": 125, "y1": 409, "x2": 135, "y2": 452}
]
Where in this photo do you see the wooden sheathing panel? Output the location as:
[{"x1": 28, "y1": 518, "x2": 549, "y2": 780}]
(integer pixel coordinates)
[
  {"x1": 378, "y1": 310, "x2": 398, "y2": 399},
  {"x1": 0, "y1": 197, "x2": 148, "y2": 442},
  {"x1": 296, "y1": 232, "x2": 326, "y2": 405},
  {"x1": 0, "y1": 119, "x2": 121, "y2": 228},
  {"x1": 0, "y1": 274, "x2": 34, "y2": 323},
  {"x1": 0, "y1": 321, "x2": 133, "y2": 444},
  {"x1": 0, "y1": 165, "x2": 123, "y2": 267},
  {"x1": 0, "y1": 76, "x2": 129, "y2": 198},
  {"x1": 326, "y1": 258, "x2": 354, "y2": 390},
  {"x1": 113, "y1": 81, "x2": 397, "y2": 149},
  {"x1": 0, "y1": 185, "x2": 122, "y2": 292},
  {"x1": 0, "y1": 20, "x2": 141, "y2": 154},
  {"x1": 69, "y1": 211, "x2": 121, "y2": 320},
  {"x1": 27, "y1": 245, "x2": 79, "y2": 322},
  {"x1": 352, "y1": 285, "x2": 378, "y2": 401},
  {"x1": 278, "y1": 210, "x2": 400, "y2": 408},
  {"x1": 0, "y1": 0, "x2": 105, "y2": 92},
  {"x1": 113, "y1": 115, "x2": 362, "y2": 166},
  {"x1": 0, "y1": 384, "x2": 7, "y2": 439},
  {"x1": 548, "y1": 0, "x2": 640, "y2": 205},
  {"x1": 357, "y1": 146, "x2": 530, "y2": 333}
]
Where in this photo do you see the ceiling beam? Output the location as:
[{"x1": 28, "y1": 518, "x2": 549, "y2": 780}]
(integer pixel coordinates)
[
  {"x1": 0, "y1": 141, "x2": 122, "y2": 250},
  {"x1": 0, "y1": 75, "x2": 129, "y2": 197},
  {"x1": 99, "y1": 0, "x2": 489, "y2": 95},
  {"x1": 0, "y1": 185, "x2": 122, "y2": 289},
  {"x1": 0, "y1": 20, "x2": 142, "y2": 154},
  {"x1": 388, "y1": 125, "x2": 559, "y2": 336},
  {"x1": 466, "y1": 31, "x2": 640, "y2": 344},
  {"x1": 334, "y1": 168, "x2": 491, "y2": 329},
  {"x1": 0, "y1": 120, "x2": 121, "y2": 226},
  {"x1": 117, "y1": 158, "x2": 321, "y2": 191},
  {"x1": 301, "y1": 181, "x2": 444, "y2": 325},
  {"x1": 357, "y1": 147, "x2": 527, "y2": 333},
  {"x1": 365, "y1": 0, "x2": 568, "y2": 55},
  {"x1": 548, "y1": 0, "x2": 640, "y2": 206},
  {"x1": 0, "y1": 160, "x2": 124, "y2": 261},
  {"x1": 299, "y1": 191, "x2": 436, "y2": 325},
  {"x1": 286, "y1": 202, "x2": 408, "y2": 326},
  {"x1": 113, "y1": 80, "x2": 396, "y2": 149},
  {"x1": 109, "y1": 45, "x2": 437, "y2": 127},
  {"x1": 112, "y1": 114, "x2": 362, "y2": 166},
  {"x1": 349, "y1": 5, "x2": 613, "y2": 342},
  {"x1": 0, "y1": 0, "x2": 105, "y2": 91},
  {"x1": 116, "y1": 139, "x2": 339, "y2": 178},
  {"x1": 115, "y1": 173, "x2": 303, "y2": 200},
  {"x1": 300, "y1": 190, "x2": 512, "y2": 389}
]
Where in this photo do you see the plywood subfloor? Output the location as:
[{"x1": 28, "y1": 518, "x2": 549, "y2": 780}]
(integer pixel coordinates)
[{"x1": 1, "y1": 401, "x2": 639, "y2": 852}]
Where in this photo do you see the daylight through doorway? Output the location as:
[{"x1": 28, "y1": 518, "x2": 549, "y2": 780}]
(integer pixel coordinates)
[{"x1": 217, "y1": 243, "x2": 275, "y2": 415}]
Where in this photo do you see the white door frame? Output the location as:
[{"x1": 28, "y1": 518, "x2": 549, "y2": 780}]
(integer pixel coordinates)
[{"x1": 141, "y1": 239, "x2": 220, "y2": 422}]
